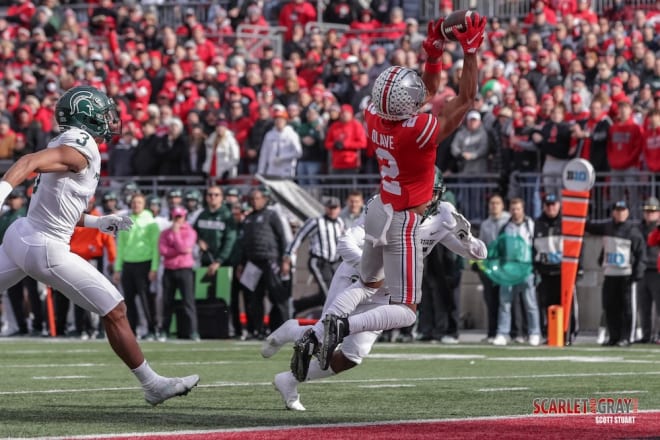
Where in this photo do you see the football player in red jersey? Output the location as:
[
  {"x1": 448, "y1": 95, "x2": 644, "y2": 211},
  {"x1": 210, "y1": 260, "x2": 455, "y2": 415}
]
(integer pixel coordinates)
[{"x1": 290, "y1": 13, "x2": 487, "y2": 372}]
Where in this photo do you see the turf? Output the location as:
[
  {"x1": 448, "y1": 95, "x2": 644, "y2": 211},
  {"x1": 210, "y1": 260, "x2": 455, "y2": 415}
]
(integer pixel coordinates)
[{"x1": 0, "y1": 338, "x2": 658, "y2": 438}]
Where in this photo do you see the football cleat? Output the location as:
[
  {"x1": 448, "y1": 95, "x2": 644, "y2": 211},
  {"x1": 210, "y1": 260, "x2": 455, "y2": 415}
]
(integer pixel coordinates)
[
  {"x1": 290, "y1": 329, "x2": 319, "y2": 382},
  {"x1": 319, "y1": 314, "x2": 350, "y2": 370},
  {"x1": 261, "y1": 319, "x2": 300, "y2": 358},
  {"x1": 273, "y1": 372, "x2": 306, "y2": 411},
  {"x1": 143, "y1": 374, "x2": 200, "y2": 406}
]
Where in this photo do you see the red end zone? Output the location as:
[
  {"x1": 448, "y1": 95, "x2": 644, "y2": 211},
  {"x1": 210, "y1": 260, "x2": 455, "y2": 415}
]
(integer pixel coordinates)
[{"x1": 93, "y1": 411, "x2": 660, "y2": 440}]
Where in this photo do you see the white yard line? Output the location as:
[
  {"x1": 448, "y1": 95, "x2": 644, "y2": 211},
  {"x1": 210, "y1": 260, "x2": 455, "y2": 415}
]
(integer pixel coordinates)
[
  {"x1": 0, "y1": 370, "x2": 657, "y2": 397},
  {"x1": 357, "y1": 384, "x2": 417, "y2": 388},
  {"x1": 32, "y1": 376, "x2": 90, "y2": 380},
  {"x1": 477, "y1": 387, "x2": 529, "y2": 392}
]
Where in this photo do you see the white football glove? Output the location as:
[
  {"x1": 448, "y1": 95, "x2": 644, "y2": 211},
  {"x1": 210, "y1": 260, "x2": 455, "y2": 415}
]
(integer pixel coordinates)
[
  {"x1": 96, "y1": 215, "x2": 133, "y2": 234},
  {"x1": 442, "y1": 211, "x2": 471, "y2": 243}
]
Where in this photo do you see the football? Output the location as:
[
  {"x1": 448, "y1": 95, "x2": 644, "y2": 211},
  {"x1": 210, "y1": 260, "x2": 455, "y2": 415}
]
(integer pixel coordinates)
[{"x1": 440, "y1": 9, "x2": 474, "y2": 41}]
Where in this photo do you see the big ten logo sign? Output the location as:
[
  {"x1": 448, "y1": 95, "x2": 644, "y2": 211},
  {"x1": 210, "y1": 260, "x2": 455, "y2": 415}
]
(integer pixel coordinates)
[
  {"x1": 605, "y1": 252, "x2": 625, "y2": 266},
  {"x1": 562, "y1": 158, "x2": 595, "y2": 192},
  {"x1": 566, "y1": 169, "x2": 589, "y2": 182},
  {"x1": 541, "y1": 251, "x2": 562, "y2": 265}
]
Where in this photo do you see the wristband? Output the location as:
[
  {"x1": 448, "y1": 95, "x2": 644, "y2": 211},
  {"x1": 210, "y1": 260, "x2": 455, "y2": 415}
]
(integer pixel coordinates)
[
  {"x1": 424, "y1": 61, "x2": 443, "y2": 74},
  {"x1": 0, "y1": 181, "x2": 13, "y2": 203},
  {"x1": 83, "y1": 214, "x2": 100, "y2": 228}
]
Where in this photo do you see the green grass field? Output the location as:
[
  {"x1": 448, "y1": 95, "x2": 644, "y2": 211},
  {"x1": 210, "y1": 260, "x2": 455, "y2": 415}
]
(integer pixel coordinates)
[{"x1": 0, "y1": 337, "x2": 659, "y2": 438}]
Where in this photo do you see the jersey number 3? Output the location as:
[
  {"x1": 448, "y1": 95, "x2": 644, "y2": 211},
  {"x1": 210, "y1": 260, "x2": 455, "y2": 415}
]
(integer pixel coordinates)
[{"x1": 376, "y1": 148, "x2": 401, "y2": 195}]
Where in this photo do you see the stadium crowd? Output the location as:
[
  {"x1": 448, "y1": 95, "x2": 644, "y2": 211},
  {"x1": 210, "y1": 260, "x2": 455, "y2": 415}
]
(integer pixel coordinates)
[
  {"x1": 0, "y1": 1, "x2": 656, "y2": 189},
  {"x1": 2, "y1": 0, "x2": 660, "y2": 344}
]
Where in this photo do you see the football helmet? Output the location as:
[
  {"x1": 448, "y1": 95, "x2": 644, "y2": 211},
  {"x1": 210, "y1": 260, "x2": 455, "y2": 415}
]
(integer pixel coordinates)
[
  {"x1": 371, "y1": 66, "x2": 427, "y2": 121},
  {"x1": 146, "y1": 194, "x2": 162, "y2": 208},
  {"x1": 56, "y1": 86, "x2": 120, "y2": 142},
  {"x1": 102, "y1": 190, "x2": 119, "y2": 203},
  {"x1": 423, "y1": 166, "x2": 447, "y2": 221},
  {"x1": 184, "y1": 188, "x2": 203, "y2": 204},
  {"x1": 121, "y1": 181, "x2": 140, "y2": 205}
]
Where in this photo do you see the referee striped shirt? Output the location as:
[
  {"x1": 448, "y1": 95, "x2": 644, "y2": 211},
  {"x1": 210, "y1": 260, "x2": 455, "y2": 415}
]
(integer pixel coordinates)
[{"x1": 286, "y1": 215, "x2": 345, "y2": 262}]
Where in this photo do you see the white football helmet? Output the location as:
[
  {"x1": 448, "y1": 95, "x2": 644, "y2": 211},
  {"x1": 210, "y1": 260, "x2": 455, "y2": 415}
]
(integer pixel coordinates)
[{"x1": 371, "y1": 66, "x2": 427, "y2": 120}]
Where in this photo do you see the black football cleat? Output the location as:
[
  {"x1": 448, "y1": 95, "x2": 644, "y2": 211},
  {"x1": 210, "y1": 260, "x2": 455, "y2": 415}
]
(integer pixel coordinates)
[
  {"x1": 319, "y1": 314, "x2": 349, "y2": 370},
  {"x1": 290, "y1": 329, "x2": 319, "y2": 382}
]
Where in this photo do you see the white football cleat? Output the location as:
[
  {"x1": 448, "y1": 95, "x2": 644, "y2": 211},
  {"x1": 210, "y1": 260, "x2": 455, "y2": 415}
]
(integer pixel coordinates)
[
  {"x1": 143, "y1": 374, "x2": 200, "y2": 406},
  {"x1": 528, "y1": 334, "x2": 541, "y2": 346},
  {"x1": 274, "y1": 372, "x2": 305, "y2": 411},
  {"x1": 261, "y1": 319, "x2": 300, "y2": 358},
  {"x1": 491, "y1": 335, "x2": 508, "y2": 346}
]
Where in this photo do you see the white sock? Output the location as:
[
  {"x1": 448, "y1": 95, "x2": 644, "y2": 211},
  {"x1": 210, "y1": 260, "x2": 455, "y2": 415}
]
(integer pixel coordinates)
[
  {"x1": 292, "y1": 324, "x2": 311, "y2": 342},
  {"x1": 131, "y1": 360, "x2": 161, "y2": 385},
  {"x1": 324, "y1": 281, "x2": 377, "y2": 318},
  {"x1": 305, "y1": 359, "x2": 335, "y2": 382},
  {"x1": 347, "y1": 304, "x2": 416, "y2": 333},
  {"x1": 312, "y1": 320, "x2": 324, "y2": 342}
]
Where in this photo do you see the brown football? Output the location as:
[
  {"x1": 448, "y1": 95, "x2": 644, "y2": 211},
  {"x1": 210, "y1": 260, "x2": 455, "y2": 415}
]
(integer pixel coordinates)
[{"x1": 440, "y1": 9, "x2": 474, "y2": 41}]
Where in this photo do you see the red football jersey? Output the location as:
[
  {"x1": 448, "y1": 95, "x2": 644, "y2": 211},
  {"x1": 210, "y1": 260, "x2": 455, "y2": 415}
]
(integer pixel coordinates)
[{"x1": 364, "y1": 104, "x2": 440, "y2": 211}]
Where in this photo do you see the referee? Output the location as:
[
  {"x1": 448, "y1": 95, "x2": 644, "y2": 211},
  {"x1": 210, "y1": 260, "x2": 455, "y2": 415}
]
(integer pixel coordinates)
[{"x1": 282, "y1": 196, "x2": 345, "y2": 316}]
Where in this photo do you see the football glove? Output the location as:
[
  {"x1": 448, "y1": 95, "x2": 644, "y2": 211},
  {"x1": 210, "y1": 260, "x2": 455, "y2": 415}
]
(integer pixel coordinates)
[
  {"x1": 455, "y1": 12, "x2": 487, "y2": 55},
  {"x1": 86, "y1": 214, "x2": 134, "y2": 235},
  {"x1": 442, "y1": 211, "x2": 472, "y2": 243},
  {"x1": 422, "y1": 18, "x2": 446, "y2": 60}
]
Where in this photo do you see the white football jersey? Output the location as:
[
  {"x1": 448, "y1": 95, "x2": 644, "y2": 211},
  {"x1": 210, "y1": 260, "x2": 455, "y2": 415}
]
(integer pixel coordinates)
[
  {"x1": 27, "y1": 128, "x2": 100, "y2": 242},
  {"x1": 418, "y1": 201, "x2": 455, "y2": 255}
]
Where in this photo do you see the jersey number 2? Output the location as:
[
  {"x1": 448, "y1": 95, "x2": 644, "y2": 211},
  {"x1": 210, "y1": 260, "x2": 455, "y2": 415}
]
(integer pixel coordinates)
[{"x1": 375, "y1": 148, "x2": 401, "y2": 195}]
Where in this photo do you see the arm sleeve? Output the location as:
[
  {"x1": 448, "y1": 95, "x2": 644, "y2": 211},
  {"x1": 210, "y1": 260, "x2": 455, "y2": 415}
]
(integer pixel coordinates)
[
  {"x1": 450, "y1": 130, "x2": 463, "y2": 157},
  {"x1": 325, "y1": 125, "x2": 336, "y2": 150},
  {"x1": 286, "y1": 217, "x2": 317, "y2": 257},
  {"x1": 337, "y1": 225, "x2": 365, "y2": 268},
  {"x1": 473, "y1": 131, "x2": 491, "y2": 159},
  {"x1": 114, "y1": 230, "x2": 126, "y2": 272},
  {"x1": 278, "y1": 131, "x2": 303, "y2": 161},
  {"x1": 648, "y1": 228, "x2": 660, "y2": 246},
  {"x1": 149, "y1": 224, "x2": 161, "y2": 272},
  {"x1": 633, "y1": 229, "x2": 646, "y2": 280},
  {"x1": 158, "y1": 232, "x2": 176, "y2": 258},
  {"x1": 229, "y1": 135, "x2": 241, "y2": 169},
  {"x1": 257, "y1": 136, "x2": 269, "y2": 175},
  {"x1": 217, "y1": 214, "x2": 237, "y2": 263},
  {"x1": 270, "y1": 211, "x2": 287, "y2": 259}
]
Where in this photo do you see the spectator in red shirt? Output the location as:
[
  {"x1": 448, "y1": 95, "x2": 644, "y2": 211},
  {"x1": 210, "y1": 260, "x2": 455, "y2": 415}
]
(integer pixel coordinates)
[
  {"x1": 124, "y1": 63, "x2": 151, "y2": 111},
  {"x1": 524, "y1": 0, "x2": 558, "y2": 27},
  {"x1": 33, "y1": 95, "x2": 55, "y2": 134},
  {"x1": 349, "y1": 8, "x2": 381, "y2": 45},
  {"x1": 567, "y1": 93, "x2": 590, "y2": 122},
  {"x1": 278, "y1": 0, "x2": 317, "y2": 41},
  {"x1": 644, "y1": 109, "x2": 660, "y2": 172},
  {"x1": 191, "y1": 24, "x2": 216, "y2": 65},
  {"x1": 176, "y1": 8, "x2": 200, "y2": 39},
  {"x1": 226, "y1": 100, "x2": 253, "y2": 169},
  {"x1": 608, "y1": 77, "x2": 628, "y2": 119},
  {"x1": 380, "y1": 7, "x2": 407, "y2": 42},
  {"x1": 574, "y1": 0, "x2": 598, "y2": 24},
  {"x1": 608, "y1": 100, "x2": 643, "y2": 206},
  {"x1": 173, "y1": 81, "x2": 199, "y2": 122},
  {"x1": 604, "y1": 0, "x2": 635, "y2": 23},
  {"x1": 324, "y1": 104, "x2": 366, "y2": 174},
  {"x1": 7, "y1": 0, "x2": 36, "y2": 28}
]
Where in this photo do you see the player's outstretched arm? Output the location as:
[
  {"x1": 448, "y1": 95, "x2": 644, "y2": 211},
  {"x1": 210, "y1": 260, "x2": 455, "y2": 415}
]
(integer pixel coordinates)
[
  {"x1": 421, "y1": 18, "x2": 445, "y2": 98},
  {"x1": 436, "y1": 12, "x2": 486, "y2": 144},
  {"x1": 0, "y1": 146, "x2": 88, "y2": 203}
]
